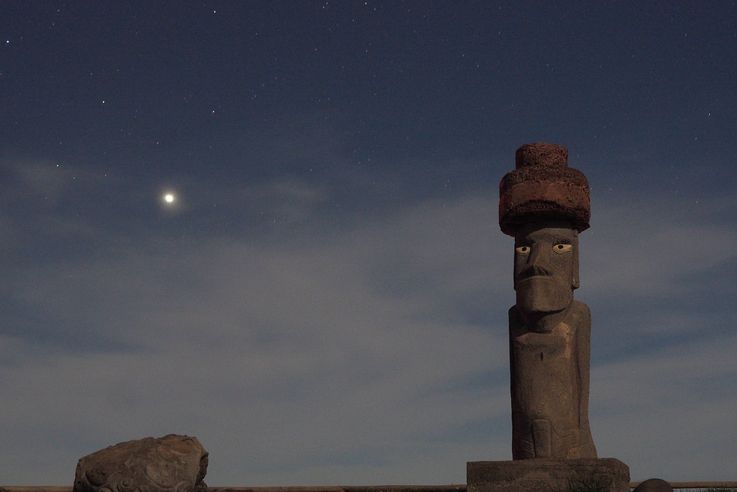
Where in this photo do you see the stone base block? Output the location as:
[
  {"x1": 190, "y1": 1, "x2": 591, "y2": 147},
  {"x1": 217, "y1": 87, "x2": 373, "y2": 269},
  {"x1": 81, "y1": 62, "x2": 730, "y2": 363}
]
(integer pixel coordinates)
[{"x1": 467, "y1": 458, "x2": 630, "y2": 492}]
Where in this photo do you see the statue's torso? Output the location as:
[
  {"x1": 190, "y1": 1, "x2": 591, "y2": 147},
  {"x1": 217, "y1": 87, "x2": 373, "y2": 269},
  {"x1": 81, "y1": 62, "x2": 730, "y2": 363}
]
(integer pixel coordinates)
[
  {"x1": 512, "y1": 322, "x2": 577, "y2": 420},
  {"x1": 509, "y1": 301, "x2": 596, "y2": 459}
]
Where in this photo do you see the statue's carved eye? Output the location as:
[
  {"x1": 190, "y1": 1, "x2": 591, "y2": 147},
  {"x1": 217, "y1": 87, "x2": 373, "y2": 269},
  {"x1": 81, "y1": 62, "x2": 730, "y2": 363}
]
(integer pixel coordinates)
[
  {"x1": 515, "y1": 245, "x2": 530, "y2": 254},
  {"x1": 553, "y1": 243, "x2": 572, "y2": 254}
]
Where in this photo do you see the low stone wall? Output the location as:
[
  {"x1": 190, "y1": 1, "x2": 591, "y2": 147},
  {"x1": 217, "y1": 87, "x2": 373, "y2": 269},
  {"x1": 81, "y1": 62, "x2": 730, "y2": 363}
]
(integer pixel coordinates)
[
  {"x1": 1, "y1": 486, "x2": 467, "y2": 492},
  {"x1": 6, "y1": 481, "x2": 737, "y2": 491}
]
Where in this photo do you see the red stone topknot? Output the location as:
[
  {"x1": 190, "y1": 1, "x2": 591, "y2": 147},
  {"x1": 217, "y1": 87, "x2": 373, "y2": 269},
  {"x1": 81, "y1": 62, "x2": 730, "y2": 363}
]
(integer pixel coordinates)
[{"x1": 499, "y1": 142, "x2": 590, "y2": 236}]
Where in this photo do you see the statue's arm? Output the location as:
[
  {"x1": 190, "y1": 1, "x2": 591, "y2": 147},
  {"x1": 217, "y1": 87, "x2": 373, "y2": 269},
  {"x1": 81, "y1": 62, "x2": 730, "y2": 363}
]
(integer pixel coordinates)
[
  {"x1": 575, "y1": 301, "x2": 592, "y2": 429},
  {"x1": 508, "y1": 306, "x2": 519, "y2": 400}
]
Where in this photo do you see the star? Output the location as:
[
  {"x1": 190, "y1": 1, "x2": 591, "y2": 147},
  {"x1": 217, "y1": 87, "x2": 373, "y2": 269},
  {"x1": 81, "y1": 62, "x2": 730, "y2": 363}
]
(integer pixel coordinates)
[{"x1": 162, "y1": 192, "x2": 177, "y2": 205}]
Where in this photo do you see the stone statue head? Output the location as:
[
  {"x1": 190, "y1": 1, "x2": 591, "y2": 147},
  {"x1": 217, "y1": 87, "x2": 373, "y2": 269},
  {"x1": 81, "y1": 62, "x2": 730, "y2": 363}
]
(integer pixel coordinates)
[
  {"x1": 498, "y1": 142, "x2": 590, "y2": 316},
  {"x1": 513, "y1": 220, "x2": 579, "y2": 314}
]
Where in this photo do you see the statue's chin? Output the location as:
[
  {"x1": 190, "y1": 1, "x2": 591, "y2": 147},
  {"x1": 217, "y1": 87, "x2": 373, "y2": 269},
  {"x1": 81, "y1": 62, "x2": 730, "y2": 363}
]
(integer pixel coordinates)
[{"x1": 515, "y1": 277, "x2": 572, "y2": 314}]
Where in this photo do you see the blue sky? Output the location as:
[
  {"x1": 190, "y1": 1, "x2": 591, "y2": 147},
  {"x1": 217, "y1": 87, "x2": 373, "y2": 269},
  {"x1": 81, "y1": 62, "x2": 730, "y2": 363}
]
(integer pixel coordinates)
[{"x1": 1, "y1": 1, "x2": 736, "y2": 486}]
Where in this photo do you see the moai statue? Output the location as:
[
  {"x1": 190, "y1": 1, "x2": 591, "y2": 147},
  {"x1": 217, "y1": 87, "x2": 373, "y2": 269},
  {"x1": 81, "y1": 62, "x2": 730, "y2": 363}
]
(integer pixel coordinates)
[{"x1": 499, "y1": 142, "x2": 597, "y2": 460}]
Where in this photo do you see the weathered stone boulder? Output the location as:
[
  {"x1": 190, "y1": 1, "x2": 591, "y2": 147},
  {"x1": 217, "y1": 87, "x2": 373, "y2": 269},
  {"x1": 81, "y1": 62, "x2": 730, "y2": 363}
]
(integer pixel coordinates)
[
  {"x1": 73, "y1": 434, "x2": 208, "y2": 492},
  {"x1": 633, "y1": 478, "x2": 673, "y2": 492}
]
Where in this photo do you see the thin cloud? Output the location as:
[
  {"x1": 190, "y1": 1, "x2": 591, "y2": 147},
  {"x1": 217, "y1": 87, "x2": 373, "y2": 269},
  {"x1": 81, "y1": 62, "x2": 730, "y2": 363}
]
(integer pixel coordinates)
[
  {"x1": 592, "y1": 334, "x2": 737, "y2": 481},
  {"x1": 1, "y1": 191, "x2": 506, "y2": 485},
  {"x1": 1, "y1": 178, "x2": 735, "y2": 484}
]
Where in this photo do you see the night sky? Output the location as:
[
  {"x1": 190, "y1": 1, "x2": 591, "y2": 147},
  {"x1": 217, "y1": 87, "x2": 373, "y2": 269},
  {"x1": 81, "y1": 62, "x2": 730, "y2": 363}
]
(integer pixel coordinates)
[{"x1": 2, "y1": 1, "x2": 737, "y2": 486}]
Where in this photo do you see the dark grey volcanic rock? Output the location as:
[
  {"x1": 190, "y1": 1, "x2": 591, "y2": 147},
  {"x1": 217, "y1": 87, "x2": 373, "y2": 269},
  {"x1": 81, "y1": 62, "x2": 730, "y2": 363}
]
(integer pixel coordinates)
[{"x1": 73, "y1": 434, "x2": 208, "y2": 492}]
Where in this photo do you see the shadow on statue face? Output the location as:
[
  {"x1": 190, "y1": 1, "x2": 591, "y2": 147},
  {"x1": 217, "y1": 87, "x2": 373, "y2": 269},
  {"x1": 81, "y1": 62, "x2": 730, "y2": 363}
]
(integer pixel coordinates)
[{"x1": 513, "y1": 220, "x2": 579, "y2": 314}]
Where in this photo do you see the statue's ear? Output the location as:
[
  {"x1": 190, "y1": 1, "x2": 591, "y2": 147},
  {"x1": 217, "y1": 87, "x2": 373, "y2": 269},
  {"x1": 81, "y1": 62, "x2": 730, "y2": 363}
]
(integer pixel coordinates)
[{"x1": 572, "y1": 236, "x2": 580, "y2": 290}]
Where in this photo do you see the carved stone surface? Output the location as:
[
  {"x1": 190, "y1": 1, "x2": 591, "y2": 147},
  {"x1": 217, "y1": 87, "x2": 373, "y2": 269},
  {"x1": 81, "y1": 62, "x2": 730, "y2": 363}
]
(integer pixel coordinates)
[
  {"x1": 73, "y1": 434, "x2": 208, "y2": 492},
  {"x1": 499, "y1": 143, "x2": 597, "y2": 459},
  {"x1": 467, "y1": 458, "x2": 630, "y2": 492}
]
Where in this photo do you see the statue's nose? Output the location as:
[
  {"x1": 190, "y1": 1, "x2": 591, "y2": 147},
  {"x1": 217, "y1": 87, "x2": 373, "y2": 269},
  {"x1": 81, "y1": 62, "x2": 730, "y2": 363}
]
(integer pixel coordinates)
[{"x1": 528, "y1": 243, "x2": 548, "y2": 267}]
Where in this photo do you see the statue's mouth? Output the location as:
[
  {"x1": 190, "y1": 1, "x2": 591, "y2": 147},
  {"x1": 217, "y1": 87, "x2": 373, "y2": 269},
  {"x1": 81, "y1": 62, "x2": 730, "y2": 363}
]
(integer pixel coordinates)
[
  {"x1": 517, "y1": 275, "x2": 553, "y2": 285},
  {"x1": 516, "y1": 275, "x2": 558, "y2": 292},
  {"x1": 517, "y1": 264, "x2": 554, "y2": 281}
]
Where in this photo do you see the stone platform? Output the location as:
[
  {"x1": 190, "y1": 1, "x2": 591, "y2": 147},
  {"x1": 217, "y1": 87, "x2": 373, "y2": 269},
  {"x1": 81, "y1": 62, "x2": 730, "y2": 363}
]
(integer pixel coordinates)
[{"x1": 467, "y1": 458, "x2": 630, "y2": 492}]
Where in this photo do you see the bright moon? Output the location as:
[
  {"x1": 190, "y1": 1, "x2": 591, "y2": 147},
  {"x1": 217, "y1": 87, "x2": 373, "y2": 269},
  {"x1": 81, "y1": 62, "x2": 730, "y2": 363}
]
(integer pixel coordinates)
[{"x1": 162, "y1": 192, "x2": 176, "y2": 205}]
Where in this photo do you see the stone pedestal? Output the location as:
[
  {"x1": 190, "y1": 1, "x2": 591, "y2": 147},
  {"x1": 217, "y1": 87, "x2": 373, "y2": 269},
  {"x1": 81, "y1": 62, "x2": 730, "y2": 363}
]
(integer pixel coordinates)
[{"x1": 467, "y1": 458, "x2": 630, "y2": 492}]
